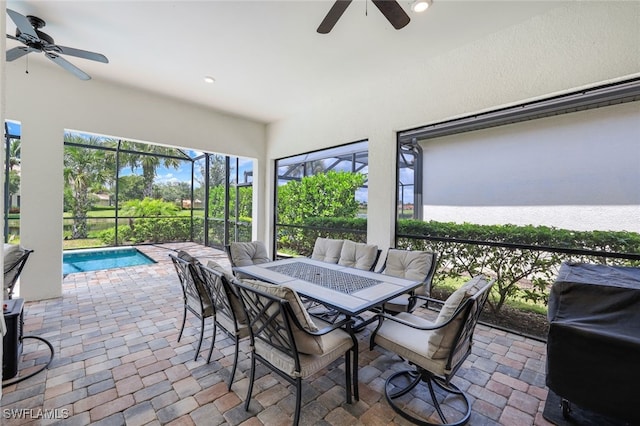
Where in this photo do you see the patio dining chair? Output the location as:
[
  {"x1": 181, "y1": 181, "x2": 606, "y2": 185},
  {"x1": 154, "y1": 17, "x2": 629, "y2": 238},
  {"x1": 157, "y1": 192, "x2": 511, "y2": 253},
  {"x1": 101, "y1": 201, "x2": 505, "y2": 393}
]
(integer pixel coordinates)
[
  {"x1": 233, "y1": 278, "x2": 359, "y2": 426},
  {"x1": 369, "y1": 275, "x2": 495, "y2": 426},
  {"x1": 225, "y1": 241, "x2": 271, "y2": 279},
  {"x1": 337, "y1": 240, "x2": 381, "y2": 271},
  {"x1": 310, "y1": 237, "x2": 344, "y2": 263},
  {"x1": 306, "y1": 240, "x2": 383, "y2": 324},
  {"x1": 169, "y1": 251, "x2": 215, "y2": 362},
  {"x1": 380, "y1": 248, "x2": 438, "y2": 314},
  {"x1": 3, "y1": 244, "x2": 33, "y2": 300},
  {"x1": 198, "y1": 261, "x2": 250, "y2": 390}
]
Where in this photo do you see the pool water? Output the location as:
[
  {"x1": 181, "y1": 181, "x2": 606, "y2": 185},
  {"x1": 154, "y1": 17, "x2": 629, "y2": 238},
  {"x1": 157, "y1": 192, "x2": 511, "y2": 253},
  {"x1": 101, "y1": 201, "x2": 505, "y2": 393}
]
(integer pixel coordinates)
[{"x1": 63, "y1": 247, "x2": 156, "y2": 274}]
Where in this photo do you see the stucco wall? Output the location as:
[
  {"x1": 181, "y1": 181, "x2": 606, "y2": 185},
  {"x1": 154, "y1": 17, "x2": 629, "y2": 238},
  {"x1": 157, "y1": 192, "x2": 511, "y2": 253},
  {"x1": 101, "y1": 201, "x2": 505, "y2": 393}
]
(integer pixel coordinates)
[
  {"x1": 266, "y1": 1, "x2": 640, "y2": 250},
  {"x1": 1, "y1": 0, "x2": 7, "y2": 393},
  {"x1": 5, "y1": 60, "x2": 266, "y2": 301},
  {"x1": 420, "y1": 102, "x2": 640, "y2": 232}
]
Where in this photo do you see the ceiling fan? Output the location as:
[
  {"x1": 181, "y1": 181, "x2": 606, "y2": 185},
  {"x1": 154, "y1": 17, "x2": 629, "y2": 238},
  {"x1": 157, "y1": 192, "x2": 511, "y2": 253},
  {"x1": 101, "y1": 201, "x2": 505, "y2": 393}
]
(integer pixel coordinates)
[
  {"x1": 317, "y1": 0, "x2": 411, "y2": 34},
  {"x1": 5, "y1": 8, "x2": 108, "y2": 80}
]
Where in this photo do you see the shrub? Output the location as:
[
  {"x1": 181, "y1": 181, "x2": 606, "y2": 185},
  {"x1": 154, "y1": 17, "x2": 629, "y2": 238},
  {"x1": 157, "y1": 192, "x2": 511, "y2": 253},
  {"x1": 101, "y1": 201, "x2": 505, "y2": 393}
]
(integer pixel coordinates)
[{"x1": 397, "y1": 220, "x2": 640, "y2": 314}]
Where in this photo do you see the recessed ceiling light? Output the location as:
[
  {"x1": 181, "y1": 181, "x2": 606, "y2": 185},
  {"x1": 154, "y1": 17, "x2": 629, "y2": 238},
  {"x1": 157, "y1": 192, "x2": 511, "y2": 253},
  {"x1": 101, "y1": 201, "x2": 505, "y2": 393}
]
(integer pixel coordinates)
[
  {"x1": 204, "y1": 76, "x2": 215, "y2": 84},
  {"x1": 412, "y1": 0, "x2": 432, "y2": 13}
]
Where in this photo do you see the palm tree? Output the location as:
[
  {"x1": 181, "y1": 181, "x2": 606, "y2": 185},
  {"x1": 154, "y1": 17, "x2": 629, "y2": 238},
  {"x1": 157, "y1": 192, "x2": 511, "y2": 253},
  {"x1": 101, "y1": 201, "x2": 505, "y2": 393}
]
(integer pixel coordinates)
[
  {"x1": 64, "y1": 134, "x2": 115, "y2": 238},
  {"x1": 119, "y1": 142, "x2": 182, "y2": 198},
  {"x1": 6, "y1": 139, "x2": 22, "y2": 210},
  {"x1": 8, "y1": 139, "x2": 21, "y2": 169}
]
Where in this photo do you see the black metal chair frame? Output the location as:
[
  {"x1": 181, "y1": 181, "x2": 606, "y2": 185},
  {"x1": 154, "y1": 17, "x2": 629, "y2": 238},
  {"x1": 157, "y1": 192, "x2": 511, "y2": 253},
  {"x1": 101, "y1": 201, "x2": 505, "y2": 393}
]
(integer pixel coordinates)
[
  {"x1": 233, "y1": 279, "x2": 359, "y2": 426},
  {"x1": 198, "y1": 264, "x2": 249, "y2": 390},
  {"x1": 370, "y1": 278, "x2": 495, "y2": 426},
  {"x1": 169, "y1": 254, "x2": 214, "y2": 362},
  {"x1": 4, "y1": 248, "x2": 34, "y2": 300},
  {"x1": 223, "y1": 244, "x2": 235, "y2": 267}
]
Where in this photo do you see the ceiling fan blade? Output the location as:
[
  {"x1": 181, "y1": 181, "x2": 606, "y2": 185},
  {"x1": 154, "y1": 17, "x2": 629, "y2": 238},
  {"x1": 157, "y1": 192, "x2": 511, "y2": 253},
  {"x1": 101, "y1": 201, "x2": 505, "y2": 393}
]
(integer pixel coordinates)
[
  {"x1": 6, "y1": 46, "x2": 30, "y2": 61},
  {"x1": 371, "y1": 0, "x2": 410, "y2": 30},
  {"x1": 45, "y1": 52, "x2": 91, "y2": 80},
  {"x1": 6, "y1": 9, "x2": 39, "y2": 42},
  {"x1": 53, "y1": 45, "x2": 109, "y2": 63},
  {"x1": 317, "y1": 0, "x2": 352, "y2": 34}
]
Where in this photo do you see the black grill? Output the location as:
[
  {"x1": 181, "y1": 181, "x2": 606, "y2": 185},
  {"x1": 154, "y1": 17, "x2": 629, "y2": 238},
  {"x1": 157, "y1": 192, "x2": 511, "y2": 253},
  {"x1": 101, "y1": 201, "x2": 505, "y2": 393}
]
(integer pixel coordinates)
[{"x1": 3, "y1": 298, "x2": 24, "y2": 380}]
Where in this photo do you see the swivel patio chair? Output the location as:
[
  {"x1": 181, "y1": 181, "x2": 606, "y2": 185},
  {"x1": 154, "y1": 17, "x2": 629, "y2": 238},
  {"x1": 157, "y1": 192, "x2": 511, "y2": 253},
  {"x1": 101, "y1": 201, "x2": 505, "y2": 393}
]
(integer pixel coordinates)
[
  {"x1": 197, "y1": 261, "x2": 250, "y2": 390},
  {"x1": 310, "y1": 237, "x2": 344, "y2": 263},
  {"x1": 233, "y1": 278, "x2": 358, "y2": 426},
  {"x1": 225, "y1": 241, "x2": 271, "y2": 279},
  {"x1": 3, "y1": 244, "x2": 34, "y2": 300},
  {"x1": 170, "y1": 251, "x2": 215, "y2": 362},
  {"x1": 380, "y1": 248, "x2": 438, "y2": 314},
  {"x1": 370, "y1": 275, "x2": 495, "y2": 426}
]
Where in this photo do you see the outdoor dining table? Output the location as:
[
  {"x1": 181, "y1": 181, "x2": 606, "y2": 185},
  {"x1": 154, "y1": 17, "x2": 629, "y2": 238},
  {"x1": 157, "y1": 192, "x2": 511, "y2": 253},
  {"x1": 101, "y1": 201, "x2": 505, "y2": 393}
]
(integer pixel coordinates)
[{"x1": 233, "y1": 257, "x2": 422, "y2": 326}]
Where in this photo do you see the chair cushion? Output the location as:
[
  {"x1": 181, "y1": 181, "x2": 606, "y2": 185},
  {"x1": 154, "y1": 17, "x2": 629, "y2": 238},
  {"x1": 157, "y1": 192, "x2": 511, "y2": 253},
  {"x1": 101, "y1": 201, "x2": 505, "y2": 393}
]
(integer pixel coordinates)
[
  {"x1": 230, "y1": 241, "x2": 270, "y2": 267},
  {"x1": 177, "y1": 251, "x2": 213, "y2": 316},
  {"x1": 383, "y1": 293, "x2": 412, "y2": 313},
  {"x1": 373, "y1": 312, "x2": 448, "y2": 377},
  {"x1": 427, "y1": 275, "x2": 487, "y2": 359},
  {"x1": 383, "y1": 249, "x2": 433, "y2": 282},
  {"x1": 338, "y1": 240, "x2": 379, "y2": 270},
  {"x1": 311, "y1": 238, "x2": 344, "y2": 264},
  {"x1": 242, "y1": 279, "x2": 324, "y2": 355},
  {"x1": 206, "y1": 260, "x2": 247, "y2": 324},
  {"x1": 255, "y1": 318, "x2": 353, "y2": 378},
  {"x1": 375, "y1": 312, "x2": 447, "y2": 376},
  {"x1": 4, "y1": 244, "x2": 26, "y2": 298}
]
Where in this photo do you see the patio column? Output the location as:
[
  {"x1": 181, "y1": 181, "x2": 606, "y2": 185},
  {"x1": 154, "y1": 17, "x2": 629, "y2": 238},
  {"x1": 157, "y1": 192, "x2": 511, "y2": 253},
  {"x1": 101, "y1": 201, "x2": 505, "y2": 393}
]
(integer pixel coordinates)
[
  {"x1": 366, "y1": 129, "x2": 397, "y2": 250},
  {"x1": 18, "y1": 119, "x2": 64, "y2": 301}
]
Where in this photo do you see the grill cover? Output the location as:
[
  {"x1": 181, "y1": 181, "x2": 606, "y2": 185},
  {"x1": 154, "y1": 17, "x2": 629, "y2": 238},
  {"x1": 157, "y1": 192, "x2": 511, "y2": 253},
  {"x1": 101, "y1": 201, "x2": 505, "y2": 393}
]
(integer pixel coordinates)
[{"x1": 546, "y1": 263, "x2": 640, "y2": 423}]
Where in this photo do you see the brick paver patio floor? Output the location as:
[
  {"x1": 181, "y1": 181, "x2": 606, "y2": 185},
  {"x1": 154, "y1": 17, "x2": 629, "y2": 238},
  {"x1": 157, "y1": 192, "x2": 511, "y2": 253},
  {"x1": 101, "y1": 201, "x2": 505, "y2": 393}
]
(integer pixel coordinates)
[{"x1": 1, "y1": 243, "x2": 554, "y2": 425}]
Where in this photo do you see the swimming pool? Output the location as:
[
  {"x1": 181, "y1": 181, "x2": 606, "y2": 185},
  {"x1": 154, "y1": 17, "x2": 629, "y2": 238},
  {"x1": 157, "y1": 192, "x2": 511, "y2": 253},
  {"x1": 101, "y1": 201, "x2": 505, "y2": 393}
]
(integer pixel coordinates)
[{"x1": 63, "y1": 247, "x2": 156, "y2": 274}]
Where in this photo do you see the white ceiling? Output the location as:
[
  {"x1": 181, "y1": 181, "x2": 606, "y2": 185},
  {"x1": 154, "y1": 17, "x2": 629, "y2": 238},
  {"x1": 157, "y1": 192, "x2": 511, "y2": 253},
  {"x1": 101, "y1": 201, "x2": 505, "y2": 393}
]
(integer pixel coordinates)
[{"x1": 5, "y1": 0, "x2": 562, "y2": 124}]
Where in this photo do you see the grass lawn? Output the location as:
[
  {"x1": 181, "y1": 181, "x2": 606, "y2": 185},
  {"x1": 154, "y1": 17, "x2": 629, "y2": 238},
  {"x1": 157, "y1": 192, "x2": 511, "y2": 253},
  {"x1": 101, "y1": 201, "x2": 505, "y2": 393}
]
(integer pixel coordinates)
[{"x1": 63, "y1": 239, "x2": 105, "y2": 250}]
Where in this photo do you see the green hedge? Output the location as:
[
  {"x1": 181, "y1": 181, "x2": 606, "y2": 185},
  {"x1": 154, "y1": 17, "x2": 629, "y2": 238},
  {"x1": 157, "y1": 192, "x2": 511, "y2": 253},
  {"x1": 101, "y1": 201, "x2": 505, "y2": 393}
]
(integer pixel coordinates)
[
  {"x1": 277, "y1": 217, "x2": 368, "y2": 256},
  {"x1": 397, "y1": 220, "x2": 640, "y2": 254},
  {"x1": 98, "y1": 217, "x2": 205, "y2": 245},
  {"x1": 278, "y1": 217, "x2": 640, "y2": 314},
  {"x1": 397, "y1": 220, "x2": 640, "y2": 314}
]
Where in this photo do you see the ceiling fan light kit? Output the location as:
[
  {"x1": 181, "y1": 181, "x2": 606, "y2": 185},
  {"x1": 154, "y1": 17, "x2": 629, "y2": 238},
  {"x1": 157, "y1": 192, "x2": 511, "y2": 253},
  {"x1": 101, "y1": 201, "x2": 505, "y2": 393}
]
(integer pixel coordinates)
[{"x1": 5, "y1": 8, "x2": 108, "y2": 80}]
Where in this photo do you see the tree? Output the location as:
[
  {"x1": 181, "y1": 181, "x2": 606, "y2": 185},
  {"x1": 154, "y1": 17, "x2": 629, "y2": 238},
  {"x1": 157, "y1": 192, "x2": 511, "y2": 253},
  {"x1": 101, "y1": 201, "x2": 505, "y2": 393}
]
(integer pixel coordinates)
[
  {"x1": 7, "y1": 170, "x2": 20, "y2": 209},
  {"x1": 277, "y1": 171, "x2": 365, "y2": 225},
  {"x1": 155, "y1": 181, "x2": 191, "y2": 205},
  {"x1": 119, "y1": 141, "x2": 182, "y2": 198},
  {"x1": 6, "y1": 139, "x2": 21, "y2": 210},
  {"x1": 117, "y1": 175, "x2": 146, "y2": 202},
  {"x1": 201, "y1": 154, "x2": 226, "y2": 187},
  {"x1": 64, "y1": 134, "x2": 115, "y2": 238}
]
